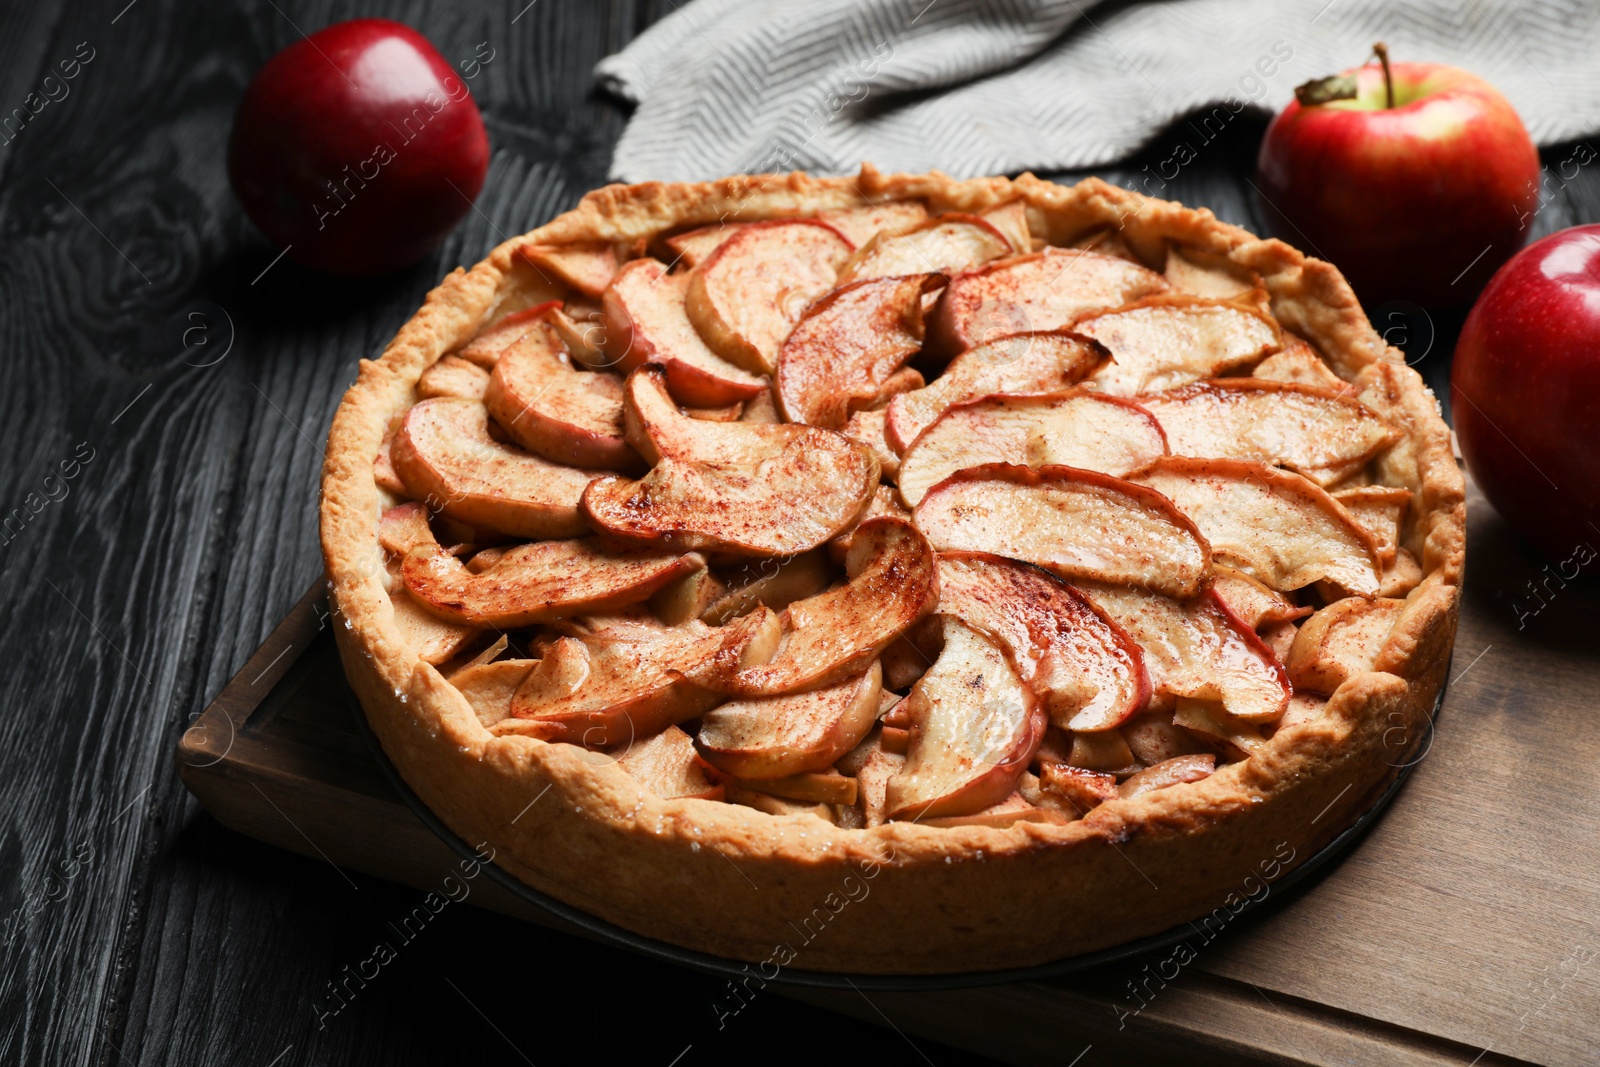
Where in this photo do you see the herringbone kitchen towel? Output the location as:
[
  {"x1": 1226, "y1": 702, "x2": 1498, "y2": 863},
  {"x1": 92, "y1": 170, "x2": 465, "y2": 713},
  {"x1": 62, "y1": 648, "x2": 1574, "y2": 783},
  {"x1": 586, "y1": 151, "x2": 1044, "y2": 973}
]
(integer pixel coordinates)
[{"x1": 596, "y1": 0, "x2": 1599, "y2": 182}]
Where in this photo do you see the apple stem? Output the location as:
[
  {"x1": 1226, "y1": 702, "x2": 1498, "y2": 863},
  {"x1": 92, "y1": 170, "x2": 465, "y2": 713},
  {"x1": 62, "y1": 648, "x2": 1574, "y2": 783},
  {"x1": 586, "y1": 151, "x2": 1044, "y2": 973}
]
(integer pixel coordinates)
[{"x1": 1372, "y1": 42, "x2": 1394, "y2": 109}]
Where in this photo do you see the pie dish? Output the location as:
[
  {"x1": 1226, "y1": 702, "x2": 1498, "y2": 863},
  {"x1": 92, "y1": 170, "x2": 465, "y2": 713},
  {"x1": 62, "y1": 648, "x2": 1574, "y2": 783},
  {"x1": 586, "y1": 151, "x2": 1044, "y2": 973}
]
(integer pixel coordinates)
[{"x1": 320, "y1": 165, "x2": 1463, "y2": 974}]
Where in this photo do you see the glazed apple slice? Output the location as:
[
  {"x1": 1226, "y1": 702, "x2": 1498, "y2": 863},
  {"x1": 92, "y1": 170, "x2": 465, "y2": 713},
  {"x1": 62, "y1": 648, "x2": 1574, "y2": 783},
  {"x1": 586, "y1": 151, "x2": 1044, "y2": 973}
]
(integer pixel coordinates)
[
  {"x1": 1078, "y1": 296, "x2": 1280, "y2": 396},
  {"x1": 1209, "y1": 564, "x2": 1312, "y2": 630},
  {"x1": 455, "y1": 304, "x2": 556, "y2": 369},
  {"x1": 1285, "y1": 596, "x2": 1406, "y2": 695},
  {"x1": 417, "y1": 355, "x2": 490, "y2": 400},
  {"x1": 697, "y1": 661, "x2": 882, "y2": 779},
  {"x1": 401, "y1": 538, "x2": 703, "y2": 628},
  {"x1": 913, "y1": 464, "x2": 1211, "y2": 598},
  {"x1": 1132, "y1": 457, "x2": 1382, "y2": 595},
  {"x1": 686, "y1": 220, "x2": 854, "y2": 374},
  {"x1": 775, "y1": 273, "x2": 938, "y2": 428},
  {"x1": 818, "y1": 201, "x2": 930, "y2": 247},
  {"x1": 1138, "y1": 379, "x2": 1397, "y2": 485},
  {"x1": 1035, "y1": 763, "x2": 1120, "y2": 817},
  {"x1": 601, "y1": 258, "x2": 768, "y2": 407},
  {"x1": 732, "y1": 770, "x2": 859, "y2": 806},
  {"x1": 884, "y1": 331, "x2": 1109, "y2": 451},
  {"x1": 1118, "y1": 753, "x2": 1216, "y2": 799},
  {"x1": 583, "y1": 366, "x2": 880, "y2": 557},
  {"x1": 483, "y1": 316, "x2": 636, "y2": 471},
  {"x1": 1074, "y1": 581, "x2": 1290, "y2": 722},
  {"x1": 837, "y1": 213, "x2": 1012, "y2": 284},
  {"x1": 926, "y1": 248, "x2": 1169, "y2": 358},
  {"x1": 378, "y1": 501, "x2": 435, "y2": 557},
  {"x1": 391, "y1": 398, "x2": 595, "y2": 539},
  {"x1": 717, "y1": 517, "x2": 938, "y2": 697},
  {"x1": 699, "y1": 548, "x2": 834, "y2": 626},
  {"x1": 937, "y1": 552, "x2": 1149, "y2": 732},
  {"x1": 614, "y1": 726, "x2": 726, "y2": 801},
  {"x1": 518, "y1": 241, "x2": 618, "y2": 298},
  {"x1": 1332, "y1": 486, "x2": 1412, "y2": 567},
  {"x1": 503, "y1": 610, "x2": 779, "y2": 747},
  {"x1": 896, "y1": 391, "x2": 1167, "y2": 507},
  {"x1": 884, "y1": 616, "x2": 1045, "y2": 822},
  {"x1": 1172, "y1": 697, "x2": 1270, "y2": 757}
]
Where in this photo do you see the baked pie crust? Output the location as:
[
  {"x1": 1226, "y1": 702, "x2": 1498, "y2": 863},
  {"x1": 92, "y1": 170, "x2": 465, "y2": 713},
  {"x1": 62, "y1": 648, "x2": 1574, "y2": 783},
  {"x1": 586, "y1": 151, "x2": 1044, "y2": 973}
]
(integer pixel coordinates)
[{"x1": 320, "y1": 166, "x2": 1463, "y2": 974}]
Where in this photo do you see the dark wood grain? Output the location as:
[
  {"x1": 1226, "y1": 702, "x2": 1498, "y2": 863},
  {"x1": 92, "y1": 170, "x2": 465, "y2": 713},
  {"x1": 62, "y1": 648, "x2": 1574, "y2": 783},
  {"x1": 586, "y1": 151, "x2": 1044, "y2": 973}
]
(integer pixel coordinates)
[{"x1": 1, "y1": 1, "x2": 1595, "y2": 1064}]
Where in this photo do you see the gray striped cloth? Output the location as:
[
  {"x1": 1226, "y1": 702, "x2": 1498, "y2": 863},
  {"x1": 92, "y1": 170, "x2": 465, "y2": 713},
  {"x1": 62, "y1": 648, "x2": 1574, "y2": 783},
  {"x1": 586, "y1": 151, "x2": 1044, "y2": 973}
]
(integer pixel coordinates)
[{"x1": 596, "y1": 0, "x2": 1600, "y2": 182}]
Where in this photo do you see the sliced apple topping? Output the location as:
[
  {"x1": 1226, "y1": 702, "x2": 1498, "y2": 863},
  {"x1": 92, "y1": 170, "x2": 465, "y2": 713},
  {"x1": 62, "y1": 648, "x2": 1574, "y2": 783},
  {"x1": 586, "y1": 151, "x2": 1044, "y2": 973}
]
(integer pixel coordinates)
[
  {"x1": 845, "y1": 408, "x2": 900, "y2": 480},
  {"x1": 601, "y1": 258, "x2": 768, "y2": 407},
  {"x1": 1074, "y1": 582, "x2": 1290, "y2": 722},
  {"x1": 843, "y1": 734, "x2": 906, "y2": 827},
  {"x1": 1065, "y1": 727, "x2": 1140, "y2": 776},
  {"x1": 583, "y1": 366, "x2": 880, "y2": 557},
  {"x1": 614, "y1": 725, "x2": 726, "y2": 801},
  {"x1": 697, "y1": 661, "x2": 882, "y2": 779},
  {"x1": 417, "y1": 355, "x2": 491, "y2": 400},
  {"x1": 1286, "y1": 596, "x2": 1406, "y2": 696},
  {"x1": 1078, "y1": 297, "x2": 1279, "y2": 396},
  {"x1": 1036, "y1": 763, "x2": 1119, "y2": 816},
  {"x1": 700, "y1": 547, "x2": 834, "y2": 626},
  {"x1": 450, "y1": 658, "x2": 533, "y2": 728},
  {"x1": 913, "y1": 464, "x2": 1211, "y2": 598},
  {"x1": 837, "y1": 213, "x2": 1012, "y2": 285},
  {"x1": 718, "y1": 517, "x2": 937, "y2": 697},
  {"x1": 1132, "y1": 457, "x2": 1381, "y2": 595},
  {"x1": 503, "y1": 609, "x2": 780, "y2": 746},
  {"x1": 686, "y1": 220, "x2": 854, "y2": 374},
  {"x1": 733, "y1": 770, "x2": 859, "y2": 806},
  {"x1": 649, "y1": 565, "x2": 728, "y2": 626},
  {"x1": 921, "y1": 793, "x2": 1058, "y2": 829},
  {"x1": 775, "y1": 273, "x2": 938, "y2": 428},
  {"x1": 483, "y1": 317, "x2": 635, "y2": 471},
  {"x1": 1332, "y1": 486, "x2": 1411, "y2": 567},
  {"x1": 725, "y1": 784, "x2": 836, "y2": 822},
  {"x1": 374, "y1": 432, "x2": 407, "y2": 495},
  {"x1": 378, "y1": 501, "x2": 435, "y2": 558},
  {"x1": 818, "y1": 201, "x2": 930, "y2": 247},
  {"x1": 884, "y1": 616, "x2": 1044, "y2": 822},
  {"x1": 390, "y1": 587, "x2": 479, "y2": 665},
  {"x1": 519, "y1": 241, "x2": 618, "y2": 298},
  {"x1": 391, "y1": 398, "x2": 595, "y2": 539},
  {"x1": 1137, "y1": 380, "x2": 1396, "y2": 485},
  {"x1": 936, "y1": 553, "x2": 1149, "y2": 732},
  {"x1": 455, "y1": 304, "x2": 555, "y2": 369},
  {"x1": 1209, "y1": 564, "x2": 1312, "y2": 630},
  {"x1": 1120, "y1": 709, "x2": 1211, "y2": 766},
  {"x1": 1164, "y1": 246, "x2": 1262, "y2": 300},
  {"x1": 981, "y1": 199, "x2": 1033, "y2": 254},
  {"x1": 1118, "y1": 753, "x2": 1216, "y2": 799},
  {"x1": 1172, "y1": 697, "x2": 1269, "y2": 756},
  {"x1": 1251, "y1": 334, "x2": 1351, "y2": 393},
  {"x1": 884, "y1": 331, "x2": 1109, "y2": 451},
  {"x1": 402, "y1": 538, "x2": 703, "y2": 629},
  {"x1": 896, "y1": 391, "x2": 1168, "y2": 507},
  {"x1": 663, "y1": 224, "x2": 744, "y2": 270},
  {"x1": 927, "y1": 248, "x2": 1170, "y2": 358}
]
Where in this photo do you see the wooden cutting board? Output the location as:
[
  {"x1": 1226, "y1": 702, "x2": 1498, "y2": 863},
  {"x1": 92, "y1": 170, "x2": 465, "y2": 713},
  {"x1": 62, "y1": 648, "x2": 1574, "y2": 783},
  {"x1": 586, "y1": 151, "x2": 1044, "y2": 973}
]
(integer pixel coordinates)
[{"x1": 179, "y1": 478, "x2": 1600, "y2": 1067}]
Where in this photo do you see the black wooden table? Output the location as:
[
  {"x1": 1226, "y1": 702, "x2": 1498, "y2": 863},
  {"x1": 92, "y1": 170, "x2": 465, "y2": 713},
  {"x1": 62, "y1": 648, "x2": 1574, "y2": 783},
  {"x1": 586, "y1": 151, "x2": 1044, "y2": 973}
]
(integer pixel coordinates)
[{"x1": 2, "y1": 3, "x2": 1592, "y2": 1064}]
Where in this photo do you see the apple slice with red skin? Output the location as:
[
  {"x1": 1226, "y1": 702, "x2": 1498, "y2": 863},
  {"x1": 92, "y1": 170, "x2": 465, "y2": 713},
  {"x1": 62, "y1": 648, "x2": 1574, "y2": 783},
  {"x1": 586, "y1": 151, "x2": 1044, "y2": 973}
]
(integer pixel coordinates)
[
  {"x1": 913, "y1": 463, "x2": 1212, "y2": 598},
  {"x1": 884, "y1": 331, "x2": 1109, "y2": 451},
  {"x1": 981, "y1": 199, "x2": 1033, "y2": 254},
  {"x1": 455, "y1": 303, "x2": 558, "y2": 369},
  {"x1": 1078, "y1": 295, "x2": 1280, "y2": 396},
  {"x1": 664, "y1": 224, "x2": 745, "y2": 270},
  {"x1": 1037, "y1": 762, "x2": 1119, "y2": 816},
  {"x1": 715, "y1": 517, "x2": 938, "y2": 697},
  {"x1": 1073, "y1": 580, "x2": 1291, "y2": 722},
  {"x1": 518, "y1": 241, "x2": 618, "y2": 298},
  {"x1": 1133, "y1": 457, "x2": 1382, "y2": 595},
  {"x1": 775, "y1": 273, "x2": 940, "y2": 429},
  {"x1": 378, "y1": 501, "x2": 434, "y2": 557},
  {"x1": 391, "y1": 398, "x2": 595, "y2": 539},
  {"x1": 483, "y1": 316, "x2": 636, "y2": 471},
  {"x1": 697, "y1": 661, "x2": 882, "y2": 779},
  {"x1": 1285, "y1": 596, "x2": 1406, "y2": 695},
  {"x1": 925, "y1": 248, "x2": 1170, "y2": 359},
  {"x1": 936, "y1": 552, "x2": 1150, "y2": 732},
  {"x1": 504, "y1": 609, "x2": 780, "y2": 747},
  {"x1": 583, "y1": 366, "x2": 880, "y2": 557},
  {"x1": 837, "y1": 213, "x2": 1012, "y2": 284},
  {"x1": 896, "y1": 390, "x2": 1168, "y2": 507},
  {"x1": 402, "y1": 537, "x2": 703, "y2": 628},
  {"x1": 884, "y1": 615, "x2": 1045, "y2": 822},
  {"x1": 1137, "y1": 379, "x2": 1396, "y2": 485},
  {"x1": 417, "y1": 355, "x2": 490, "y2": 400},
  {"x1": 686, "y1": 219, "x2": 854, "y2": 374},
  {"x1": 1209, "y1": 564, "x2": 1313, "y2": 630},
  {"x1": 614, "y1": 725, "x2": 726, "y2": 801},
  {"x1": 601, "y1": 258, "x2": 768, "y2": 407}
]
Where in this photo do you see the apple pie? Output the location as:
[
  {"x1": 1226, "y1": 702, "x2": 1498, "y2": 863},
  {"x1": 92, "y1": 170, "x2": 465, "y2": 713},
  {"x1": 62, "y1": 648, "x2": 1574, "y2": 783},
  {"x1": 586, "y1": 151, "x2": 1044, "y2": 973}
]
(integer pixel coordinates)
[{"x1": 321, "y1": 166, "x2": 1463, "y2": 974}]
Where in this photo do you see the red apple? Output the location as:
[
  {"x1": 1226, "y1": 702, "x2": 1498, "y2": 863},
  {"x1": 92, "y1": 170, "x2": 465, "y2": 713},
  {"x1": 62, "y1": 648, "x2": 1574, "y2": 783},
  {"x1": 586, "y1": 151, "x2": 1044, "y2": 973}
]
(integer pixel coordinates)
[
  {"x1": 1257, "y1": 48, "x2": 1539, "y2": 309},
  {"x1": 229, "y1": 19, "x2": 489, "y2": 277},
  {"x1": 1452, "y1": 225, "x2": 1600, "y2": 560}
]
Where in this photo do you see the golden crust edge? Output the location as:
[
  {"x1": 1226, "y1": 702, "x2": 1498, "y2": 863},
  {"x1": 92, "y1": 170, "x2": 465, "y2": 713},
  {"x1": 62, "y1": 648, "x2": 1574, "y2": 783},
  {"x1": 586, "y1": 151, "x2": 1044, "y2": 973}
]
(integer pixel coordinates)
[{"x1": 318, "y1": 167, "x2": 1464, "y2": 973}]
